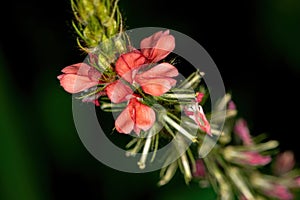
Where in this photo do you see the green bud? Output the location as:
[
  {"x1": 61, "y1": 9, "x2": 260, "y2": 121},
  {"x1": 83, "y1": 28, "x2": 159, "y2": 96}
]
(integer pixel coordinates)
[
  {"x1": 98, "y1": 53, "x2": 112, "y2": 72},
  {"x1": 114, "y1": 35, "x2": 127, "y2": 54}
]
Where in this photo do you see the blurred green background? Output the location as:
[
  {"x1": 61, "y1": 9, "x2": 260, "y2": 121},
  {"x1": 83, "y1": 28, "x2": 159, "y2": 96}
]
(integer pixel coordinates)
[{"x1": 0, "y1": 0, "x2": 299, "y2": 199}]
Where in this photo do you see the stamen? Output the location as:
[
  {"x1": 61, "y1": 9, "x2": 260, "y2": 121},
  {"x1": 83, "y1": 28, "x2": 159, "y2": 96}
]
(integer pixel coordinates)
[
  {"x1": 138, "y1": 134, "x2": 152, "y2": 169},
  {"x1": 163, "y1": 114, "x2": 198, "y2": 143}
]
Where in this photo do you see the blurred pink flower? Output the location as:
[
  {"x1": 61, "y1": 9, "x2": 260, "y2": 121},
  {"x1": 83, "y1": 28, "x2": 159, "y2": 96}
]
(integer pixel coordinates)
[
  {"x1": 263, "y1": 184, "x2": 293, "y2": 200},
  {"x1": 234, "y1": 118, "x2": 253, "y2": 146},
  {"x1": 57, "y1": 63, "x2": 101, "y2": 93},
  {"x1": 227, "y1": 100, "x2": 236, "y2": 110},
  {"x1": 295, "y1": 177, "x2": 300, "y2": 187},
  {"x1": 273, "y1": 151, "x2": 295, "y2": 176},
  {"x1": 242, "y1": 152, "x2": 271, "y2": 166},
  {"x1": 239, "y1": 195, "x2": 247, "y2": 200},
  {"x1": 192, "y1": 159, "x2": 206, "y2": 178}
]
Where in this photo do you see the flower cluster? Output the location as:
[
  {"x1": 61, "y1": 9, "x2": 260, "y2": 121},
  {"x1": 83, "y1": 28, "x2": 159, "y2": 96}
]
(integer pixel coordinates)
[
  {"x1": 58, "y1": 0, "x2": 300, "y2": 199},
  {"x1": 58, "y1": 30, "x2": 181, "y2": 135}
]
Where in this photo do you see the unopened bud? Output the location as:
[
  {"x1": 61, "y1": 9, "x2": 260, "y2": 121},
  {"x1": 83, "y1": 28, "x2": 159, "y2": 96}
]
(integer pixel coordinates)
[{"x1": 273, "y1": 151, "x2": 295, "y2": 176}]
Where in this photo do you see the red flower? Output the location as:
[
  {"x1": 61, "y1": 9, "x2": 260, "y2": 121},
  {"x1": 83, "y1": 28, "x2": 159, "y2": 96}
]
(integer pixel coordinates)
[
  {"x1": 57, "y1": 63, "x2": 101, "y2": 93},
  {"x1": 140, "y1": 30, "x2": 175, "y2": 63},
  {"x1": 115, "y1": 97, "x2": 155, "y2": 135}
]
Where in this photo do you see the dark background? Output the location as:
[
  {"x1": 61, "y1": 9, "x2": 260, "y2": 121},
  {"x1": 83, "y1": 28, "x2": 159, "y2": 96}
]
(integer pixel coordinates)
[{"x1": 0, "y1": 0, "x2": 300, "y2": 199}]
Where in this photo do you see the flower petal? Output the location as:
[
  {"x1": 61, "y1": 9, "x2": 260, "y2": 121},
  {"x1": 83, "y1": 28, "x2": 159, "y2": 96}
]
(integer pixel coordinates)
[
  {"x1": 59, "y1": 74, "x2": 99, "y2": 93},
  {"x1": 131, "y1": 98, "x2": 156, "y2": 132},
  {"x1": 137, "y1": 78, "x2": 176, "y2": 96},
  {"x1": 140, "y1": 30, "x2": 175, "y2": 63},
  {"x1": 105, "y1": 80, "x2": 133, "y2": 103},
  {"x1": 115, "y1": 51, "x2": 146, "y2": 82},
  {"x1": 150, "y1": 35, "x2": 175, "y2": 63},
  {"x1": 135, "y1": 63, "x2": 178, "y2": 96},
  {"x1": 88, "y1": 66, "x2": 102, "y2": 81},
  {"x1": 137, "y1": 63, "x2": 178, "y2": 78},
  {"x1": 140, "y1": 31, "x2": 165, "y2": 59},
  {"x1": 244, "y1": 152, "x2": 271, "y2": 166},
  {"x1": 61, "y1": 63, "x2": 94, "y2": 76},
  {"x1": 115, "y1": 105, "x2": 135, "y2": 134},
  {"x1": 234, "y1": 118, "x2": 253, "y2": 145},
  {"x1": 61, "y1": 63, "x2": 81, "y2": 74},
  {"x1": 185, "y1": 104, "x2": 211, "y2": 135}
]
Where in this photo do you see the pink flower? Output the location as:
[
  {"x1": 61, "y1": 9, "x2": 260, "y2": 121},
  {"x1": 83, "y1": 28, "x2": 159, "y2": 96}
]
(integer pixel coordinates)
[
  {"x1": 227, "y1": 100, "x2": 236, "y2": 110},
  {"x1": 239, "y1": 195, "x2": 247, "y2": 200},
  {"x1": 140, "y1": 30, "x2": 175, "y2": 63},
  {"x1": 184, "y1": 103, "x2": 211, "y2": 135},
  {"x1": 263, "y1": 184, "x2": 294, "y2": 200},
  {"x1": 115, "y1": 97, "x2": 155, "y2": 135},
  {"x1": 57, "y1": 63, "x2": 101, "y2": 93},
  {"x1": 295, "y1": 177, "x2": 300, "y2": 187},
  {"x1": 242, "y1": 152, "x2": 271, "y2": 166},
  {"x1": 273, "y1": 151, "x2": 295, "y2": 176},
  {"x1": 192, "y1": 159, "x2": 206, "y2": 178},
  {"x1": 234, "y1": 118, "x2": 253, "y2": 146}
]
